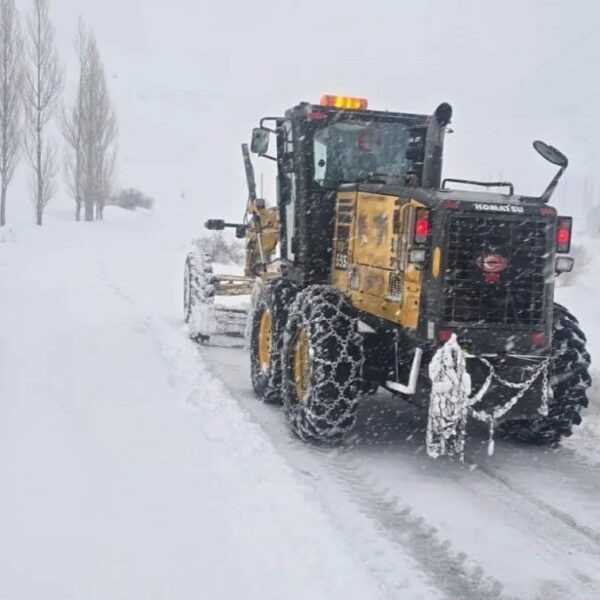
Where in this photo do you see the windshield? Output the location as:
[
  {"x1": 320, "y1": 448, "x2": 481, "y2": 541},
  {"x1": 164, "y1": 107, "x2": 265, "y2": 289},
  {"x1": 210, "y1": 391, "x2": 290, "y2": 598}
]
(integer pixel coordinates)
[{"x1": 313, "y1": 120, "x2": 410, "y2": 187}]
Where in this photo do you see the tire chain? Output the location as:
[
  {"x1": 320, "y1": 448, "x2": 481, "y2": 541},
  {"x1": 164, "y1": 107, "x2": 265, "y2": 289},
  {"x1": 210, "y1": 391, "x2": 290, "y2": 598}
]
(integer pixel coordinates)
[
  {"x1": 283, "y1": 285, "x2": 364, "y2": 445},
  {"x1": 250, "y1": 279, "x2": 299, "y2": 404},
  {"x1": 186, "y1": 248, "x2": 216, "y2": 340},
  {"x1": 499, "y1": 303, "x2": 591, "y2": 444}
]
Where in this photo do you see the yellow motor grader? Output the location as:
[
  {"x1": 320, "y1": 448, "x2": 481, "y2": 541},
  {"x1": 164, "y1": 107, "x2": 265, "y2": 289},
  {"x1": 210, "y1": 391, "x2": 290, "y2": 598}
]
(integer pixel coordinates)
[{"x1": 185, "y1": 95, "x2": 590, "y2": 453}]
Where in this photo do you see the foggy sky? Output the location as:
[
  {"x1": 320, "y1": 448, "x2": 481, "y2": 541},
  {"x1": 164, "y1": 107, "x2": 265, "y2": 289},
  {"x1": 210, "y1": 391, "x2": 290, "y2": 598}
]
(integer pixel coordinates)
[{"x1": 13, "y1": 0, "x2": 600, "y2": 223}]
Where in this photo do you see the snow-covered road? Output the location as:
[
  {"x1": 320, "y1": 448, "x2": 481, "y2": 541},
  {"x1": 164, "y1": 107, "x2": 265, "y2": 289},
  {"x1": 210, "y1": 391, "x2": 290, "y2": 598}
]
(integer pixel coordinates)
[{"x1": 1, "y1": 204, "x2": 599, "y2": 599}]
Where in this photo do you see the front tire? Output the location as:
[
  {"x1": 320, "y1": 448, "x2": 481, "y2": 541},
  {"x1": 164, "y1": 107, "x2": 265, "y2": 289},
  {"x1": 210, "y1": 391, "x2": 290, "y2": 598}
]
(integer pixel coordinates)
[
  {"x1": 501, "y1": 303, "x2": 591, "y2": 445},
  {"x1": 183, "y1": 254, "x2": 196, "y2": 323},
  {"x1": 184, "y1": 250, "x2": 216, "y2": 342},
  {"x1": 282, "y1": 285, "x2": 364, "y2": 445}
]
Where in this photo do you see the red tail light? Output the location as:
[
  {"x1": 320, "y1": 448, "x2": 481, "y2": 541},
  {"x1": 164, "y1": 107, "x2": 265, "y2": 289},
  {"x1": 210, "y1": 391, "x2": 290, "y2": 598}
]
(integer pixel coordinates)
[
  {"x1": 438, "y1": 329, "x2": 453, "y2": 342},
  {"x1": 556, "y1": 216, "x2": 572, "y2": 253},
  {"x1": 414, "y1": 209, "x2": 429, "y2": 243}
]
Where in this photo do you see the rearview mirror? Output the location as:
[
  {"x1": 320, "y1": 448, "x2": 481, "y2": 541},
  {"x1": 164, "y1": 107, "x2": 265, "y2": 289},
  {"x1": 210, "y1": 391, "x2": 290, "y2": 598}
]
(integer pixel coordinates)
[
  {"x1": 250, "y1": 128, "x2": 270, "y2": 155},
  {"x1": 533, "y1": 140, "x2": 568, "y2": 168},
  {"x1": 434, "y1": 102, "x2": 453, "y2": 127},
  {"x1": 533, "y1": 140, "x2": 569, "y2": 203}
]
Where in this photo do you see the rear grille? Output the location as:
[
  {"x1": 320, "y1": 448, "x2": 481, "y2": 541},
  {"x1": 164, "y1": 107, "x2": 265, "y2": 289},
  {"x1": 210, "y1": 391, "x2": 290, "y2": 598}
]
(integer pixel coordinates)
[{"x1": 443, "y1": 213, "x2": 550, "y2": 326}]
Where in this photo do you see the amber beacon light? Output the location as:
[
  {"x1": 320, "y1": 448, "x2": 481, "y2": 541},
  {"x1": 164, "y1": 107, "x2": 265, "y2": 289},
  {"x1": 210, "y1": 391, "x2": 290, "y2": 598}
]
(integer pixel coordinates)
[{"x1": 320, "y1": 95, "x2": 368, "y2": 110}]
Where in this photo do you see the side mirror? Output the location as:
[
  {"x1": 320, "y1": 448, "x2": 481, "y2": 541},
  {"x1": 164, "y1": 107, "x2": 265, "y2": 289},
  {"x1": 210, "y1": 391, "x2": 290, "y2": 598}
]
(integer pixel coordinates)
[
  {"x1": 434, "y1": 102, "x2": 453, "y2": 126},
  {"x1": 533, "y1": 140, "x2": 568, "y2": 168},
  {"x1": 533, "y1": 140, "x2": 569, "y2": 203},
  {"x1": 250, "y1": 128, "x2": 270, "y2": 155}
]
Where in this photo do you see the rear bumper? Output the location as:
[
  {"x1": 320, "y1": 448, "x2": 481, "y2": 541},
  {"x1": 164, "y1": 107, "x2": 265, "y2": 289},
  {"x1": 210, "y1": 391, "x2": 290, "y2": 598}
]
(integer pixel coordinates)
[{"x1": 444, "y1": 325, "x2": 551, "y2": 355}]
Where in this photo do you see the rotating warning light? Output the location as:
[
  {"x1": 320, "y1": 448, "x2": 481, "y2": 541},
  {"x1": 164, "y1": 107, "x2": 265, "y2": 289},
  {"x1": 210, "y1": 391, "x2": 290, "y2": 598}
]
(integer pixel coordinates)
[{"x1": 320, "y1": 95, "x2": 368, "y2": 110}]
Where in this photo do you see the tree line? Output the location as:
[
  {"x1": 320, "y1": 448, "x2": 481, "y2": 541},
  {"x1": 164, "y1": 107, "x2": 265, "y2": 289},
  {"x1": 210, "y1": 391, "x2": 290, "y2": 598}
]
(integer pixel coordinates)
[{"x1": 0, "y1": 0, "x2": 120, "y2": 226}]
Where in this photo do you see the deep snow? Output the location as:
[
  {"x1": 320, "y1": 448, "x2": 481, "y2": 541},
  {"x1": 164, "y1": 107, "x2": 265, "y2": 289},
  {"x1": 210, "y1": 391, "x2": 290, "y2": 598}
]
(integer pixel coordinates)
[
  {"x1": 0, "y1": 204, "x2": 435, "y2": 599},
  {"x1": 1, "y1": 200, "x2": 599, "y2": 599}
]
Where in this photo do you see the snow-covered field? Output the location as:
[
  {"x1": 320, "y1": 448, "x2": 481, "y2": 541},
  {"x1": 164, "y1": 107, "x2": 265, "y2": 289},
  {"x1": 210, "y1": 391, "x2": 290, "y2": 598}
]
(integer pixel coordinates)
[{"x1": 1, "y1": 201, "x2": 600, "y2": 599}]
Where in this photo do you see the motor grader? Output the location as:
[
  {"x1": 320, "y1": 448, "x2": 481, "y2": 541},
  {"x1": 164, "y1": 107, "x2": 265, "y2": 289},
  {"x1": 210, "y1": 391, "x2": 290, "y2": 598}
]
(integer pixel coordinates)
[{"x1": 185, "y1": 95, "x2": 591, "y2": 452}]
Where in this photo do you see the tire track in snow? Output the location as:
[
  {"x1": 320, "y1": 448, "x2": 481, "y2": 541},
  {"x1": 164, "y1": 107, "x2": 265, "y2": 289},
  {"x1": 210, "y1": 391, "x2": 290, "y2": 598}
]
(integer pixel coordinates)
[
  {"x1": 105, "y1": 274, "x2": 504, "y2": 600},
  {"x1": 101, "y1": 280, "x2": 411, "y2": 599},
  {"x1": 103, "y1": 276, "x2": 600, "y2": 598},
  {"x1": 198, "y1": 344, "x2": 600, "y2": 599},
  {"x1": 443, "y1": 462, "x2": 600, "y2": 596},
  {"x1": 195, "y1": 346, "x2": 508, "y2": 600},
  {"x1": 318, "y1": 455, "x2": 506, "y2": 599},
  {"x1": 472, "y1": 462, "x2": 600, "y2": 550}
]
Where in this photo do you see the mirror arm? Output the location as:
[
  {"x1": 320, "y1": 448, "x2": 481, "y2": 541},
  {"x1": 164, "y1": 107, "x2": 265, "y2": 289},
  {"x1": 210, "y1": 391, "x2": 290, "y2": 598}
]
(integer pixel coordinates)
[
  {"x1": 539, "y1": 165, "x2": 566, "y2": 204},
  {"x1": 242, "y1": 144, "x2": 258, "y2": 203},
  {"x1": 260, "y1": 153, "x2": 277, "y2": 162},
  {"x1": 259, "y1": 116, "x2": 287, "y2": 131}
]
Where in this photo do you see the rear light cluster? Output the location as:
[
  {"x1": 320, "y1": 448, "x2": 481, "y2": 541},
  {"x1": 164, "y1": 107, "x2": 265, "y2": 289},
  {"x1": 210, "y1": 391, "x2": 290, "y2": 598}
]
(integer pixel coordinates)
[
  {"x1": 413, "y1": 208, "x2": 429, "y2": 243},
  {"x1": 556, "y1": 216, "x2": 572, "y2": 253}
]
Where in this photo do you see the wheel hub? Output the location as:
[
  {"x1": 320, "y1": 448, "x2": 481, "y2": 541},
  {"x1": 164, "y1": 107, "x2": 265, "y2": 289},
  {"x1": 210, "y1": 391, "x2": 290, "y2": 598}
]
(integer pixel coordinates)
[
  {"x1": 294, "y1": 327, "x2": 311, "y2": 404},
  {"x1": 258, "y1": 309, "x2": 273, "y2": 372}
]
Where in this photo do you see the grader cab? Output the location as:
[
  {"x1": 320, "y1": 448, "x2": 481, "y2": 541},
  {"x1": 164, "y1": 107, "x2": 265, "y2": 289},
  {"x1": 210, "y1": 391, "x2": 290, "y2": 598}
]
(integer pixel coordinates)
[{"x1": 185, "y1": 95, "x2": 590, "y2": 457}]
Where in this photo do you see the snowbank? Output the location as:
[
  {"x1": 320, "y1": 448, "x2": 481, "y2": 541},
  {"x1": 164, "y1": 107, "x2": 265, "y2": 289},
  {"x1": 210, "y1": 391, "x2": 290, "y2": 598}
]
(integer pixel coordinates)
[{"x1": 0, "y1": 203, "x2": 430, "y2": 600}]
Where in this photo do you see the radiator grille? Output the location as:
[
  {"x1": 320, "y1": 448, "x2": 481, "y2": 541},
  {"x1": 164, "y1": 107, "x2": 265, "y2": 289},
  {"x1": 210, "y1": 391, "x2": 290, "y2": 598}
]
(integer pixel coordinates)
[
  {"x1": 443, "y1": 213, "x2": 550, "y2": 326},
  {"x1": 389, "y1": 272, "x2": 402, "y2": 300},
  {"x1": 334, "y1": 225, "x2": 350, "y2": 270}
]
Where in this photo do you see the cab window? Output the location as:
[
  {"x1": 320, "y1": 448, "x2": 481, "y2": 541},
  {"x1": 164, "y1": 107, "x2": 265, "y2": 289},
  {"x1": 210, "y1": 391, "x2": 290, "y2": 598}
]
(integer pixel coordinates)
[{"x1": 312, "y1": 120, "x2": 410, "y2": 188}]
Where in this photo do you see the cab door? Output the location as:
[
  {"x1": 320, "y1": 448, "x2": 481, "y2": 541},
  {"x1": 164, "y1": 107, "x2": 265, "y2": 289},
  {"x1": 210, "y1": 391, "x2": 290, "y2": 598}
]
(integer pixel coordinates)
[{"x1": 277, "y1": 120, "x2": 296, "y2": 262}]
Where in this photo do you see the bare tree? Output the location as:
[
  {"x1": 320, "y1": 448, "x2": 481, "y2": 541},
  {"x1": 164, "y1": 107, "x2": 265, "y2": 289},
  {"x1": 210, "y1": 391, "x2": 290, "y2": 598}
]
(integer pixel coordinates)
[
  {"x1": 63, "y1": 25, "x2": 117, "y2": 221},
  {"x1": 62, "y1": 19, "x2": 88, "y2": 221},
  {"x1": 0, "y1": 0, "x2": 23, "y2": 227},
  {"x1": 96, "y1": 143, "x2": 116, "y2": 219},
  {"x1": 82, "y1": 33, "x2": 117, "y2": 221},
  {"x1": 23, "y1": 0, "x2": 62, "y2": 226}
]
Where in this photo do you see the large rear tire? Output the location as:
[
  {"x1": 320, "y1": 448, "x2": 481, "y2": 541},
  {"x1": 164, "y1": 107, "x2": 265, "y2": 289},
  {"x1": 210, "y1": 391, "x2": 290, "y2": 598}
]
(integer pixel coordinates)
[
  {"x1": 250, "y1": 279, "x2": 299, "y2": 404},
  {"x1": 500, "y1": 303, "x2": 591, "y2": 445},
  {"x1": 282, "y1": 285, "x2": 364, "y2": 445}
]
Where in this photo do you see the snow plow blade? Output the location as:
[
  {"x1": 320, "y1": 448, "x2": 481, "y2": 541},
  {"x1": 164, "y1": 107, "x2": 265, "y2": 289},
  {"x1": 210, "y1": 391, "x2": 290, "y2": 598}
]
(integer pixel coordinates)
[
  {"x1": 212, "y1": 305, "x2": 249, "y2": 338},
  {"x1": 184, "y1": 244, "x2": 255, "y2": 343}
]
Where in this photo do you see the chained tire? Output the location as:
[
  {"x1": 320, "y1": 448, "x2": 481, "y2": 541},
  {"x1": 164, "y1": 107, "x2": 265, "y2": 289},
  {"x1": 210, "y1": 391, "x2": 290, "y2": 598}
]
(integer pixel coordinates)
[
  {"x1": 250, "y1": 278, "x2": 299, "y2": 404},
  {"x1": 184, "y1": 249, "x2": 215, "y2": 342},
  {"x1": 500, "y1": 303, "x2": 591, "y2": 445},
  {"x1": 282, "y1": 285, "x2": 364, "y2": 445},
  {"x1": 183, "y1": 254, "x2": 197, "y2": 323}
]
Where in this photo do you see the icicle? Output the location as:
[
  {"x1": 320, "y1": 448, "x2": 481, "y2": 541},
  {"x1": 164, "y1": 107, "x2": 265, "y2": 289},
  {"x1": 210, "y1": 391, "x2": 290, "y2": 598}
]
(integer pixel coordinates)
[
  {"x1": 428, "y1": 336, "x2": 551, "y2": 461},
  {"x1": 427, "y1": 334, "x2": 472, "y2": 460},
  {"x1": 487, "y1": 418, "x2": 495, "y2": 457}
]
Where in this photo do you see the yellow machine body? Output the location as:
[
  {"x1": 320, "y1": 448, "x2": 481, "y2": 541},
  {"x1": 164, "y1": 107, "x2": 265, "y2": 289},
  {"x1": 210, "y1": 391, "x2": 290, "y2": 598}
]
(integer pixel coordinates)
[
  {"x1": 244, "y1": 205, "x2": 280, "y2": 277},
  {"x1": 331, "y1": 190, "x2": 425, "y2": 330}
]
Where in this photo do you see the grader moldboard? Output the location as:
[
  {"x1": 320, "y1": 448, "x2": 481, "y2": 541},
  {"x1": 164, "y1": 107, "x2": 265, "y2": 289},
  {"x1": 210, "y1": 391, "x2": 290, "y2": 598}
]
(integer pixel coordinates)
[{"x1": 184, "y1": 95, "x2": 591, "y2": 458}]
